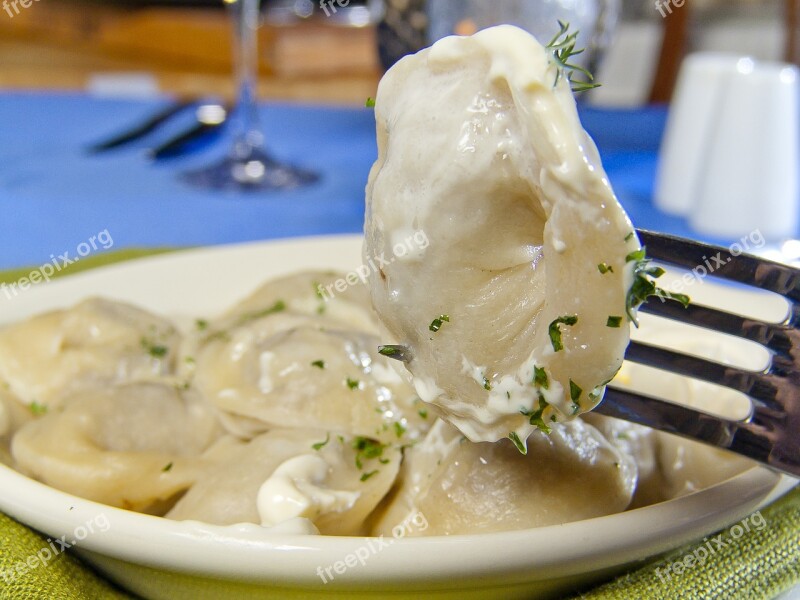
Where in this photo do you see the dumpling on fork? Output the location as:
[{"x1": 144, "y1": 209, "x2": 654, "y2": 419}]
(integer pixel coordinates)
[{"x1": 364, "y1": 25, "x2": 639, "y2": 446}]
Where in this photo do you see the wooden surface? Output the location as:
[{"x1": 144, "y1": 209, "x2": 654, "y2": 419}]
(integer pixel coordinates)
[{"x1": 0, "y1": 0, "x2": 381, "y2": 104}]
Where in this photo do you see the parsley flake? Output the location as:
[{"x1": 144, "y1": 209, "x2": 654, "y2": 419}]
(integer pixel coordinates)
[
  {"x1": 429, "y1": 314, "x2": 450, "y2": 332},
  {"x1": 195, "y1": 319, "x2": 209, "y2": 331},
  {"x1": 625, "y1": 249, "x2": 690, "y2": 326},
  {"x1": 29, "y1": 402, "x2": 47, "y2": 416},
  {"x1": 393, "y1": 422, "x2": 406, "y2": 438},
  {"x1": 598, "y1": 263, "x2": 614, "y2": 274},
  {"x1": 360, "y1": 470, "x2": 378, "y2": 482},
  {"x1": 162, "y1": 462, "x2": 173, "y2": 473},
  {"x1": 508, "y1": 432, "x2": 527, "y2": 455},
  {"x1": 365, "y1": 97, "x2": 376, "y2": 108},
  {"x1": 346, "y1": 377, "x2": 360, "y2": 390},
  {"x1": 570, "y1": 379, "x2": 582, "y2": 404},
  {"x1": 533, "y1": 365, "x2": 549, "y2": 389},
  {"x1": 548, "y1": 315, "x2": 578, "y2": 352},
  {"x1": 606, "y1": 316, "x2": 623, "y2": 328},
  {"x1": 311, "y1": 360, "x2": 325, "y2": 369},
  {"x1": 312, "y1": 433, "x2": 330, "y2": 451}
]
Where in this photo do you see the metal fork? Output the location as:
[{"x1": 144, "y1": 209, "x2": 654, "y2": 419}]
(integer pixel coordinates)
[{"x1": 380, "y1": 229, "x2": 800, "y2": 478}]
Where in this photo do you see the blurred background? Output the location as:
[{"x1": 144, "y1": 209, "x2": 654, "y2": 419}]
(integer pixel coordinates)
[
  {"x1": 0, "y1": 0, "x2": 792, "y2": 106},
  {"x1": 0, "y1": 0, "x2": 797, "y2": 271}
]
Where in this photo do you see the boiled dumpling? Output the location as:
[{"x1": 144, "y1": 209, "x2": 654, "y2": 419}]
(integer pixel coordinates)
[
  {"x1": 190, "y1": 310, "x2": 428, "y2": 444},
  {"x1": 0, "y1": 298, "x2": 180, "y2": 410},
  {"x1": 372, "y1": 418, "x2": 635, "y2": 536},
  {"x1": 167, "y1": 428, "x2": 401, "y2": 535},
  {"x1": 11, "y1": 381, "x2": 222, "y2": 512},
  {"x1": 363, "y1": 25, "x2": 636, "y2": 445},
  {"x1": 222, "y1": 270, "x2": 380, "y2": 335}
]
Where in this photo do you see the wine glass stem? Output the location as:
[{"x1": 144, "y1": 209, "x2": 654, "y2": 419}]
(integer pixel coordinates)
[{"x1": 229, "y1": 0, "x2": 264, "y2": 160}]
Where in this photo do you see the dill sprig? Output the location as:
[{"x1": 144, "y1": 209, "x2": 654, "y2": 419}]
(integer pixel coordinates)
[{"x1": 545, "y1": 20, "x2": 600, "y2": 93}]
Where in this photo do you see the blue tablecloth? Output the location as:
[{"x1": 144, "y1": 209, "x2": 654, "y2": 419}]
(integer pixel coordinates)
[{"x1": 0, "y1": 92, "x2": 703, "y2": 271}]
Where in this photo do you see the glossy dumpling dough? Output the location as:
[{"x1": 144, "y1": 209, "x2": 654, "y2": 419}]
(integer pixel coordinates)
[
  {"x1": 363, "y1": 25, "x2": 637, "y2": 444},
  {"x1": 167, "y1": 428, "x2": 401, "y2": 536},
  {"x1": 11, "y1": 381, "x2": 222, "y2": 513},
  {"x1": 372, "y1": 418, "x2": 636, "y2": 536},
  {"x1": 0, "y1": 298, "x2": 180, "y2": 410},
  {"x1": 189, "y1": 309, "x2": 428, "y2": 444}
]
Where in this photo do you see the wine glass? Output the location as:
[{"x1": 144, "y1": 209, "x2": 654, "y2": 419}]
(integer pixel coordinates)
[{"x1": 182, "y1": 0, "x2": 320, "y2": 191}]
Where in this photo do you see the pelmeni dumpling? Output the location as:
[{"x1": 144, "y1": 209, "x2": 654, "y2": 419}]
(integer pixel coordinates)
[
  {"x1": 167, "y1": 428, "x2": 401, "y2": 535},
  {"x1": 0, "y1": 298, "x2": 180, "y2": 410},
  {"x1": 11, "y1": 381, "x2": 222, "y2": 512},
  {"x1": 190, "y1": 310, "x2": 428, "y2": 444},
  {"x1": 223, "y1": 270, "x2": 380, "y2": 335},
  {"x1": 364, "y1": 25, "x2": 638, "y2": 446},
  {"x1": 372, "y1": 418, "x2": 636, "y2": 536}
]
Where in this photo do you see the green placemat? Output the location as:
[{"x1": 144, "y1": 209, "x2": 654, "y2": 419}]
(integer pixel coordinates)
[{"x1": 0, "y1": 250, "x2": 798, "y2": 600}]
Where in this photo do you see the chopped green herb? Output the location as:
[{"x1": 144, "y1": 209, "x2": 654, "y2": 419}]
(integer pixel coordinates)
[
  {"x1": 625, "y1": 248, "x2": 690, "y2": 325},
  {"x1": 569, "y1": 379, "x2": 582, "y2": 404},
  {"x1": 545, "y1": 21, "x2": 600, "y2": 92},
  {"x1": 311, "y1": 360, "x2": 325, "y2": 369},
  {"x1": 141, "y1": 338, "x2": 168, "y2": 358},
  {"x1": 616, "y1": 432, "x2": 630, "y2": 441},
  {"x1": 625, "y1": 231, "x2": 635, "y2": 242},
  {"x1": 418, "y1": 408, "x2": 428, "y2": 419},
  {"x1": 379, "y1": 457, "x2": 391, "y2": 464},
  {"x1": 312, "y1": 433, "x2": 330, "y2": 451},
  {"x1": 393, "y1": 422, "x2": 406, "y2": 439},
  {"x1": 483, "y1": 377, "x2": 492, "y2": 391},
  {"x1": 598, "y1": 263, "x2": 614, "y2": 274},
  {"x1": 346, "y1": 377, "x2": 360, "y2": 390},
  {"x1": 548, "y1": 315, "x2": 578, "y2": 352},
  {"x1": 365, "y1": 97, "x2": 376, "y2": 108},
  {"x1": 360, "y1": 470, "x2": 379, "y2": 482},
  {"x1": 29, "y1": 402, "x2": 47, "y2": 416},
  {"x1": 162, "y1": 462, "x2": 173, "y2": 473},
  {"x1": 550, "y1": 415, "x2": 558, "y2": 422},
  {"x1": 195, "y1": 319, "x2": 209, "y2": 331},
  {"x1": 238, "y1": 300, "x2": 286, "y2": 324},
  {"x1": 606, "y1": 316, "x2": 623, "y2": 328},
  {"x1": 508, "y1": 432, "x2": 527, "y2": 455},
  {"x1": 522, "y1": 395, "x2": 552, "y2": 434},
  {"x1": 352, "y1": 437, "x2": 386, "y2": 469},
  {"x1": 533, "y1": 365, "x2": 549, "y2": 389},
  {"x1": 184, "y1": 356, "x2": 195, "y2": 364},
  {"x1": 378, "y1": 346, "x2": 398, "y2": 357},
  {"x1": 313, "y1": 281, "x2": 324, "y2": 300},
  {"x1": 506, "y1": 391, "x2": 511, "y2": 400},
  {"x1": 429, "y1": 314, "x2": 450, "y2": 332}
]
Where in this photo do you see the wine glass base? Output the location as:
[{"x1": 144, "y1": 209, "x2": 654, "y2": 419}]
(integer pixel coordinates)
[{"x1": 181, "y1": 149, "x2": 320, "y2": 192}]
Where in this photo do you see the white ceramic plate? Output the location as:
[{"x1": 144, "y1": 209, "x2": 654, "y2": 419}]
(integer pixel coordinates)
[{"x1": 0, "y1": 235, "x2": 795, "y2": 600}]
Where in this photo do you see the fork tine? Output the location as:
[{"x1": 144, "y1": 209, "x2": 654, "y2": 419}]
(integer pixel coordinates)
[
  {"x1": 636, "y1": 229, "x2": 800, "y2": 301},
  {"x1": 637, "y1": 299, "x2": 796, "y2": 359},
  {"x1": 625, "y1": 340, "x2": 785, "y2": 413},
  {"x1": 598, "y1": 386, "x2": 776, "y2": 469}
]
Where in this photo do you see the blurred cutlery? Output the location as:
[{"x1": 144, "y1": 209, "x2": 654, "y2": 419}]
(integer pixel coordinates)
[
  {"x1": 148, "y1": 104, "x2": 230, "y2": 160},
  {"x1": 87, "y1": 99, "x2": 195, "y2": 154}
]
